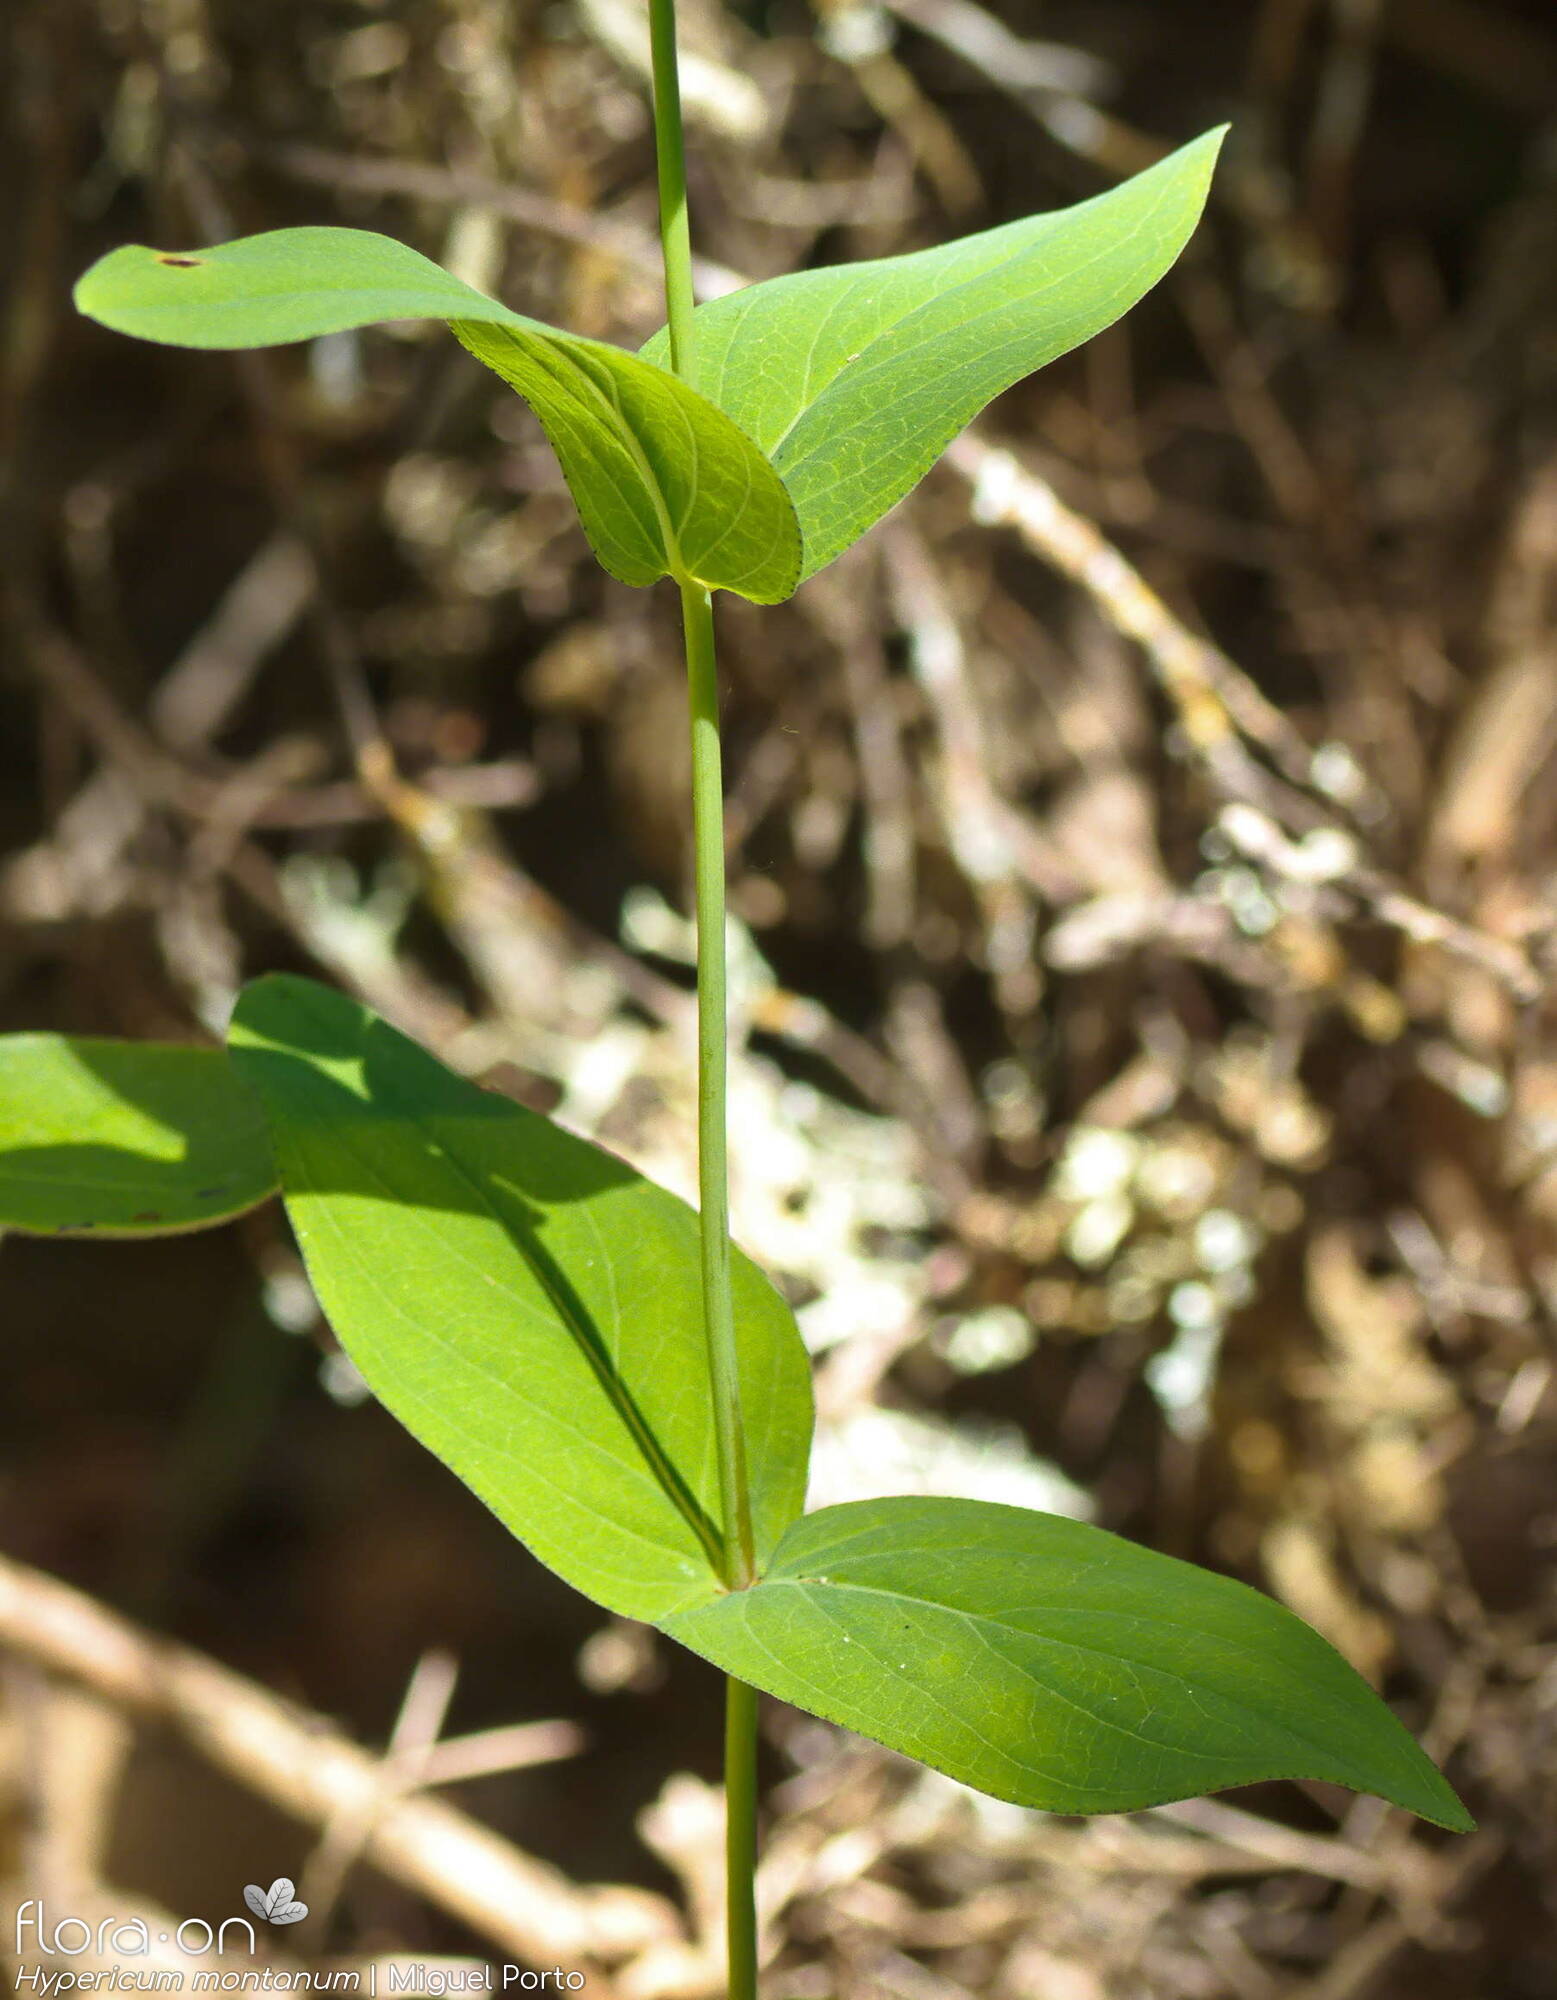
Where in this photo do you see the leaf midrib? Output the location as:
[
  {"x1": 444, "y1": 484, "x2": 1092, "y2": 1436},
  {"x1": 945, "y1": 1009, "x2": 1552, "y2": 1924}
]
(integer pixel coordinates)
[
  {"x1": 755, "y1": 1569, "x2": 1381, "y2": 1781},
  {"x1": 465, "y1": 320, "x2": 771, "y2": 591},
  {"x1": 288, "y1": 1126, "x2": 712, "y2": 1578},
  {"x1": 691, "y1": 1586, "x2": 1193, "y2": 1807},
  {"x1": 276, "y1": 1065, "x2": 726, "y2": 1581},
  {"x1": 503, "y1": 329, "x2": 686, "y2": 575},
  {"x1": 767, "y1": 181, "x2": 1163, "y2": 475}
]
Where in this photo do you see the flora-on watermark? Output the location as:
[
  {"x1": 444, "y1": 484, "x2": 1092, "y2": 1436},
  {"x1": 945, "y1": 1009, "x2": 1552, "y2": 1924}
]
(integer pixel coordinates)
[
  {"x1": 12, "y1": 1972, "x2": 357, "y2": 1996},
  {"x1": 14, "y1": 1901, "x2": 258, "y2": 1963},
  {"x1": 11, "y1": 1972, "x2": 584, "y2": 1998},
  {"x1": 386, "y1": 1973, "x2": 583, "y2": 1994},
  {"x1": 11, "y1": 1897, "x2": 585, "y2": 1997},
  {"x1": 241, "y1": 1887, "x2": 307, "y2": 1930}
]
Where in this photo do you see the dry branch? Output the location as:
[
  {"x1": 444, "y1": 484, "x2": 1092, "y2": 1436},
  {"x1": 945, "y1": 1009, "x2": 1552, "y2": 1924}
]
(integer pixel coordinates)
[{"x1": 0, "y1": 1556, "x2": 679, "y2": 1982}]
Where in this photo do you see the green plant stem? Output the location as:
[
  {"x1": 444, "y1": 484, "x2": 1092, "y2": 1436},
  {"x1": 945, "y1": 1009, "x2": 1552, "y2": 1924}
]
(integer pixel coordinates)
[
  {"x1": 648, "y1": 0, "x2": 696, "y2": 380},
  {"x1": 724, "y1": 1676, "x2": 760, "y2": 2000},
  {"x1": 653, "y1": 17, "x2": 761, "y2": 1994},
  {"x1": 682, "y1": 575, "x2": 762, "y2": 1999},
  {"x1": 678, "y1": 578, "x2": 757, "y2": 1590},
  {"x1": 650, "y1": 0, "x2": 754, "y2": 1593}
]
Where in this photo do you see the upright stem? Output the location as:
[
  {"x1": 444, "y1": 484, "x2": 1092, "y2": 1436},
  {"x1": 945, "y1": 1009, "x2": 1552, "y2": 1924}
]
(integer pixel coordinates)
[
  {"x1": 679, "y1": 578, "x2": 757, "y2": 1589},
  {"x1": 724, "y1": 1677, "x2": 760, "y2": 1995},
  {"x1": 650, "y1": 7, "x2": 761, "y2": 1992},
  {"x1": 648, "y1": 0, "x2": 697, "y2": 380}
]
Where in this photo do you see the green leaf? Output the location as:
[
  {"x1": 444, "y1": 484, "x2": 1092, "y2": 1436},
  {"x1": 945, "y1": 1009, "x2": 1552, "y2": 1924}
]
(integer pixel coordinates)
[
  {"x1": 643, "y1": 129, "x2": 1225, "y2": 581},
  {"x1": 74, "y1": 228, "x2": 800, "y2": 604},
  {"x1": 226, "y1": 974, "x2": 813, "y2": 1622},
  {"x1": 0, "y1": 1036, "x2": 276, "y2": 1236},
  {"x1": 664, "y1": 1497, "x2": 1473, "y2": 1829}
]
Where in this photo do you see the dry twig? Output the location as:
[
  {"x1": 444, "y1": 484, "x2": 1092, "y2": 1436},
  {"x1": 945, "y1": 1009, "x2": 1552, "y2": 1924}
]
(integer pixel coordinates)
[{"x1": 0, "y1": 1555, "x2": 676, "y2": 1982}]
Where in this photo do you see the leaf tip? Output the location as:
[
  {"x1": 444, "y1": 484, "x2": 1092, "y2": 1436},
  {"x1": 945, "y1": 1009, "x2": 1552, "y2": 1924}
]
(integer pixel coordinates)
[
  {"x1": 1342, "y1": 1719, "x2": 1474, "y2": 1835},
  {"x1": 72, "y1": 244, "x2": 190, "y2": 337},
  {"x1": 71, "y1": 255, "x2": 111, "y2": 325},
  {"x1": 1173, "y1": 121, "x2": 1231, "y2": 199},
  {"x1": 1412, "y1": 1779, "x2": 1476, "y2": 1836}
]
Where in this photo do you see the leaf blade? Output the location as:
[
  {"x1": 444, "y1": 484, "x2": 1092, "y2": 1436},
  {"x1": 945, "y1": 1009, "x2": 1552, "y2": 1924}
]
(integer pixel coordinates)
[
  {"x1": 453, "y1": 320, "x2": 798, "y2": 599},
  {"x1": 643, "y1": 130, "x2": 1224, "y2": 580},
  {"x1": 664, "y1": 1496, "x2": 1473, "y2": 1829},
  {"x1": 0, "y1": 1036, "x2": 276, "y2": 1236},
  {"x1": 227, "y1": 975, "x2": 814, "y2": 1623},
  {"x1": 75, "y1": 228, "x2": 799, "y2": 603}
]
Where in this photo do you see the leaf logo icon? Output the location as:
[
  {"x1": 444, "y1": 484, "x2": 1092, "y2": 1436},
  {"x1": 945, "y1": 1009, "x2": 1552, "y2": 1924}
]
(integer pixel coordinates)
[{"x1": 243, "y1": 1879, "x2": 309, "y2": 1926}]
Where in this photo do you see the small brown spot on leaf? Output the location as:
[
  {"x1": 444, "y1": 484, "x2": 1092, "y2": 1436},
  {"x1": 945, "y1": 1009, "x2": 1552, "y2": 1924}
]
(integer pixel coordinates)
[
  {"x1": 132, "y1": 1211, "x2": 163, "y2": 1224},
  {"x1": 157, "y1": 254, "x2": 204, "y2": 268}
]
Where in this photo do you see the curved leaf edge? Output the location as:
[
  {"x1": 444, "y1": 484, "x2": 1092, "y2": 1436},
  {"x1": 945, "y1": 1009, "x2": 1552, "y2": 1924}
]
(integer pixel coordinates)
[
  {"x1": 224, "y1": 971, "x2": 815, "y2": 1624},
  {"x1": 642, "y1": 127, "x2": 1227, "y2": 582},
  {"x1": 0, "y1": 1033, "x2": 279, "y2": 1238},
  {"x1": 73, "y1": 230, "x2": 802, "y2": 604},
  {"x1": 662, "y1": 1496, "x2": 1475, "y2": 1834}
]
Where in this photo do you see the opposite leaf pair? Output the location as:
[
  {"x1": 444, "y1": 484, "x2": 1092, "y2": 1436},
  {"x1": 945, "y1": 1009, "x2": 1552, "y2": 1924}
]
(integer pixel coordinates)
[
  {"x1": 0, "y1": 978, "x2": 1472, "y2": 1829},
  {"x1": 51, "y1": 120, "x2": 1472, "y2": 1836},
  {"x1": 74, "y1": 131, "x2": 1225, "y2": 601}
]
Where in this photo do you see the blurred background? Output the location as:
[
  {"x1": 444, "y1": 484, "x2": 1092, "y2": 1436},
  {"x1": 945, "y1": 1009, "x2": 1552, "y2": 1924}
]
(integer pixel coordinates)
[{"x1": 3, "y1": 0, "x2": 1557, "y2": 1993}]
